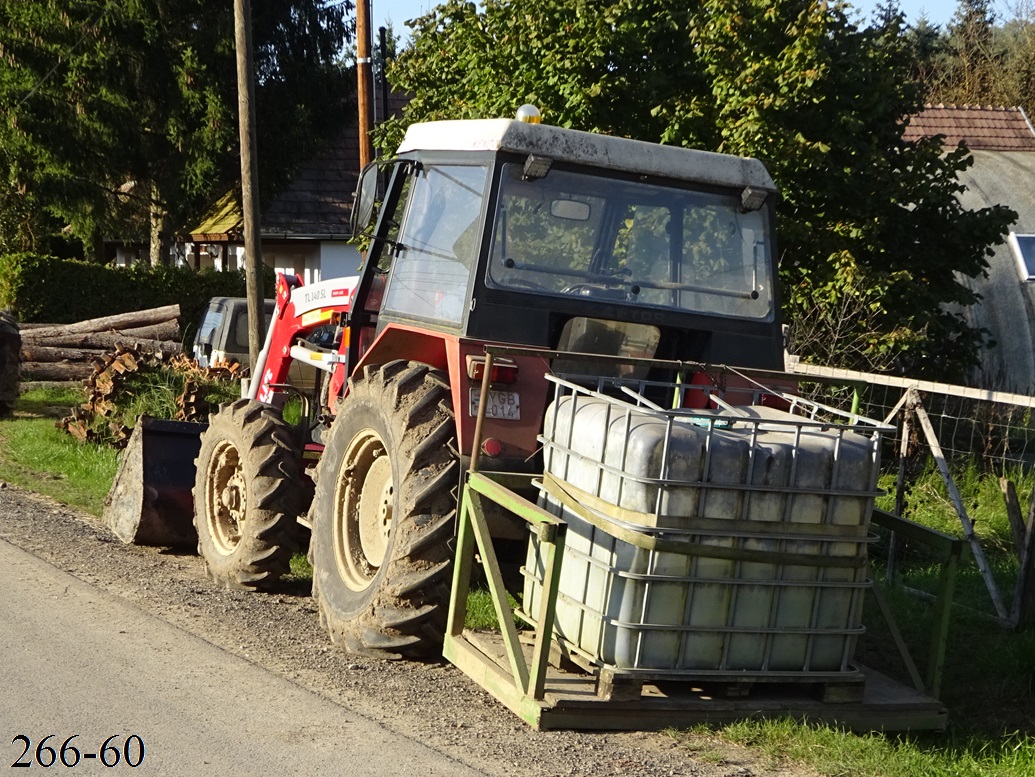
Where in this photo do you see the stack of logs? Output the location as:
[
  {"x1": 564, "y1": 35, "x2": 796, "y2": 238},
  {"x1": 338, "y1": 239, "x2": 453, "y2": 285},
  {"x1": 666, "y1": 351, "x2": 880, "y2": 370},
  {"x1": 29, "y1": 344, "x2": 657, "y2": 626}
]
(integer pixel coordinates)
[{"x1": 20, "y1": 305, "x2": 183, "y2": 384}]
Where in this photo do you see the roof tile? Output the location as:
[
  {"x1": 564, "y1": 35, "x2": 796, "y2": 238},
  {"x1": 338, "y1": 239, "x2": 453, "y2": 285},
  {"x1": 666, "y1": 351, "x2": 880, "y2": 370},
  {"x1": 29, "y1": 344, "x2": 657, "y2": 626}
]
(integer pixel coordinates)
[
  {"x1": 903, "y1": 104, "x2": 1035, "y2": 151},
  {"x1": 261, "y1": 130, "x2": 361, "y2": 237}
]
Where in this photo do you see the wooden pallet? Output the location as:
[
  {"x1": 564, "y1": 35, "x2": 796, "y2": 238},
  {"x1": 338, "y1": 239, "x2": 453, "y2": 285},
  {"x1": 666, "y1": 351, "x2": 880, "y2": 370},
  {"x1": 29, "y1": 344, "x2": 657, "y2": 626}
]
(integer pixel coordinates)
[
  {"x1": 450, "y1": 630, "x2": 947, "y2": 732},
  {"x1": 551, "y1": 636, "x2": 868, "y2": 704},
  {"x1": 594, "y1": 665, "x2": 867, "y2": 705},
  {"x1": 536, "y1": 663, "x2": 946, "y2": 732}
]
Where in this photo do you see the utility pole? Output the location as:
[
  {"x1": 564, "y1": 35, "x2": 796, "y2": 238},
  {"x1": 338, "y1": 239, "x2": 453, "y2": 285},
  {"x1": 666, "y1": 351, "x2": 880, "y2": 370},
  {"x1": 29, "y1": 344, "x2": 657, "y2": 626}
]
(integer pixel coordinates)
[
  {"x1": 233, "y1": 0, "x2": 265, "y2": 369},
  {"x1": 356, "y1": 0, "x2": 374, "y2": 168}
]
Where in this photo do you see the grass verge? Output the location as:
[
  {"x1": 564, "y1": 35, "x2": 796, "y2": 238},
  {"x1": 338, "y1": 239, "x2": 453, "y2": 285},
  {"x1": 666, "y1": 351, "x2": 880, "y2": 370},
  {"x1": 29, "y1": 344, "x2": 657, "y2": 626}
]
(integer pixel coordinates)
[
  {"x1": 708, "y1": 719, "x2": 1035, "y2": 777},
  {"x1": 0, "y1": 387, "x2": 117, "y2": 515}
]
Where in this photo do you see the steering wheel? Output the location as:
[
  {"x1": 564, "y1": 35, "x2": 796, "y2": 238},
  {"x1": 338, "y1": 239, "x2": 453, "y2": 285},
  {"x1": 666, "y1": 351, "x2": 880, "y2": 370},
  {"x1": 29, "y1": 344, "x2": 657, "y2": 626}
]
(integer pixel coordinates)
[
  {"x1": 562, "y1": 283, "x2": 639, "y2": 300},
  {"x1": 506, "y1": 278, "x2": 551, "y2": 292}
]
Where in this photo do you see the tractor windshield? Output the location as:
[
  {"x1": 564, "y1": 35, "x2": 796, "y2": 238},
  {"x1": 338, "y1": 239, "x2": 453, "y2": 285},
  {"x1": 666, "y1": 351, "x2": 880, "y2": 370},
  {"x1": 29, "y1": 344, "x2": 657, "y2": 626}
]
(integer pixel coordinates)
[{"x1": 486, "y1": 163, "x2": 774, "y2": 320}]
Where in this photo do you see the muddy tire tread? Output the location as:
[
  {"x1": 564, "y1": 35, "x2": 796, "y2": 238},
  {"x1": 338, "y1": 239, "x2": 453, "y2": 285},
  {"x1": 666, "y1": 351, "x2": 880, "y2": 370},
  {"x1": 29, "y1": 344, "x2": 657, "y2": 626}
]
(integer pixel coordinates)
[
  {"x1": 193, "y1": 398, "x2": 301, "y2": 591},
  {"x1": 310, "y1": 360, "x2": 458, "y2": 658}
]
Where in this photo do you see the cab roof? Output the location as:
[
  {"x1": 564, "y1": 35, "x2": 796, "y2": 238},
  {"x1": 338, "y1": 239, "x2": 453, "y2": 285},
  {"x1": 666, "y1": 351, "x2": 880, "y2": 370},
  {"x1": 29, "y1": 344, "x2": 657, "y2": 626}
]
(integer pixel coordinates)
[{"x1": 397, "y1": 118, "x2": 777, "y2": 193}]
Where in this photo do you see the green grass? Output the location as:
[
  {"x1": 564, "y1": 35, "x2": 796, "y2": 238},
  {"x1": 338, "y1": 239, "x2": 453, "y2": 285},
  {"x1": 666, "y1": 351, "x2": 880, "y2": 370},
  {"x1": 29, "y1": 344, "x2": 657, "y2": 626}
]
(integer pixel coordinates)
[
  {"x1": 13, "y1": 385, "x2": 86, "y2": 416},
  {"x1": 463, "y1": 586, "x2": 526, "y2": 630},
  {"x1": 0, "y1": 387, "x2": 118, "y2": 515},
  {"x1": 705, "y1": 719, "x2": 1035, "y2": 777},
  {"x1": 877, "y1": 461, "x2": 1034, "y2": 554}
]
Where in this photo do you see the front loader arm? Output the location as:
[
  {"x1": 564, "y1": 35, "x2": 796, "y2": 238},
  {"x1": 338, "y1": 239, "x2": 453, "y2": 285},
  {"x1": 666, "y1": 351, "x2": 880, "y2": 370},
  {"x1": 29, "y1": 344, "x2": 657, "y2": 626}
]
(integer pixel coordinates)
[{"x1": 249, "y1": 272, "x2": 358, "y2": 405}]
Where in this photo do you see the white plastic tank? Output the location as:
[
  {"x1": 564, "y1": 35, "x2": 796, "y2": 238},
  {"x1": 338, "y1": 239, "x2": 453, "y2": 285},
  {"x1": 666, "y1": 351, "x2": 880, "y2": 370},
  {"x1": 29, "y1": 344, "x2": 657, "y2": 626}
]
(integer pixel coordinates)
[{"x1": 523, "y1": 381, "x2": 884, "y2": 677}]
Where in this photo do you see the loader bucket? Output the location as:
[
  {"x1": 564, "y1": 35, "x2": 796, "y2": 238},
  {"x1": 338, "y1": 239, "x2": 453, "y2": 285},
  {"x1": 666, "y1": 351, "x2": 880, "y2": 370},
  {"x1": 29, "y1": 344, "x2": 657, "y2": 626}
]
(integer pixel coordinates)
[{"x1": 103, "y1": 415, "x2": 208, "y2": 547}]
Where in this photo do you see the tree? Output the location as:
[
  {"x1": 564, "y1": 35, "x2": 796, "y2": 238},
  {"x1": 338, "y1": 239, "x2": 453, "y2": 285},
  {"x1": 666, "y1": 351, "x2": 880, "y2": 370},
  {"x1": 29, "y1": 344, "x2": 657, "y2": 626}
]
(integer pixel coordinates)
[
  {"x1": 688, "y1": 0, "x2": 1014, "y2": 376},
  {"x1": 936, "y1": 0, "x2": 1011, "y2": 104},
  {"x1": 904, "y1": 14, "x2": 952, "y2": 90},
  {"x1": 380, "y1": 0, "x2": 1014, "y2": 380},
  {"x1": 0, "y1": 1, "x2": 353, "y2": 264},
  {"x1": 378, "y1": 0, "x2": 707, "y2": 151},
  {"x1": 905, "y1": 1, "x2": 1035, "y2": 122}
]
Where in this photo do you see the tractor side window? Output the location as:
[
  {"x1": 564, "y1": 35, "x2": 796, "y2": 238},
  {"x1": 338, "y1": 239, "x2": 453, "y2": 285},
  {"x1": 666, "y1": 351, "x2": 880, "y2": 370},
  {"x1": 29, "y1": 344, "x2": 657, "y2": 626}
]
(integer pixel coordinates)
[
  {"x1": 377, "y1": 175, "x2": 412, "y2": 274},
  {"x1": 363, "y1": 175, "x2": 413, "y2": 315},
  {"x1": 381, "y1": 163, "x2": 489, "y2": 325}
]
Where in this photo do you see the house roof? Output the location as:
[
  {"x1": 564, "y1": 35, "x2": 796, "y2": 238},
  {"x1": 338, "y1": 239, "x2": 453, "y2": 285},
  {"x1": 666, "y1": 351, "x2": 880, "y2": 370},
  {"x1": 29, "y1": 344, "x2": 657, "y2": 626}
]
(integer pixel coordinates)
[
  {"x1": 191, "y1": 191, "x2": 242, "y2": 242},
  {"x1": 903, "y1": 104, "x2": 1035, "y2": 151},
  {"x1": 189, "y1": 131, "x2": 361, "y2": 243},
  {"x1": 261, "y1": 130, "x2": 360, "y2": 239}
]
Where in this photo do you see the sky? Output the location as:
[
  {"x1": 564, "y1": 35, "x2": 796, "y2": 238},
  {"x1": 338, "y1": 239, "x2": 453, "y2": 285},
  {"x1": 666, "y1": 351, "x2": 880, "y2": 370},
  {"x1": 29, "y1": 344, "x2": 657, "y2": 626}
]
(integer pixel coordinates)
[{"x1": 369, "y1": 0, "x2": 991, "y2": 38}]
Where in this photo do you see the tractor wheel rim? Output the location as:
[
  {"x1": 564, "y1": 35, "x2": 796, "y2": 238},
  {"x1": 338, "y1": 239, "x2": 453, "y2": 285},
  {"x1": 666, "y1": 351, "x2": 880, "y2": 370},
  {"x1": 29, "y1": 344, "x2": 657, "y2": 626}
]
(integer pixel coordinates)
[
  {"x1": 207, "y1": 440, "x2": 245, "y2": 556},
  {"x1": 334, "y1": 430, "x2": 393, "y2": 592}
]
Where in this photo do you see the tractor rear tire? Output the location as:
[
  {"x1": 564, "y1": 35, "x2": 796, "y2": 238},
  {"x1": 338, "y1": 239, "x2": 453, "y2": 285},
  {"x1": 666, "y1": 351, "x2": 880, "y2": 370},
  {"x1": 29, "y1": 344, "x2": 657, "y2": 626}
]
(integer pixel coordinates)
[
  {"x1": 193, "y1": 399, "x2": 301, "y2": 591},
  {"x1": 309, "y1": 360, "x2": 457, "y2": 659}
]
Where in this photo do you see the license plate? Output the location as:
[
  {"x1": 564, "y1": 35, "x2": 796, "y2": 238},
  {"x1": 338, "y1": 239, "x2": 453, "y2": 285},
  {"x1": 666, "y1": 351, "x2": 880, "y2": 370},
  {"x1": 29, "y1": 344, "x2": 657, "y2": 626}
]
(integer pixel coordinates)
[{"x1": 469, "y1": 388, "x2": 520, "y2": 420}]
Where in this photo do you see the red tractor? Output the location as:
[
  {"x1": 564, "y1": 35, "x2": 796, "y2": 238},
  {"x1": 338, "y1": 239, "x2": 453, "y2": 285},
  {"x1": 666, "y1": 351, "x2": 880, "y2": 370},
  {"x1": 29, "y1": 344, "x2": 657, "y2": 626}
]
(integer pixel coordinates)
[{"x1": 192, "y1": 107, "x2": 785, "y2": 658}]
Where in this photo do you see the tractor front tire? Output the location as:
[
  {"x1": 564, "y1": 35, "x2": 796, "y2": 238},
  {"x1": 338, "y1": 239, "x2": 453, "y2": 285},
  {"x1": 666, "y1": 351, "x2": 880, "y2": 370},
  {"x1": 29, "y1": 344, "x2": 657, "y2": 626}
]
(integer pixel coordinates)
[
  {"x1": 193, "y1": 399, "x2": 301, "y2": 590},
  {"x1": 310, "y1": 360, "x2": 457, "y2": 659}
]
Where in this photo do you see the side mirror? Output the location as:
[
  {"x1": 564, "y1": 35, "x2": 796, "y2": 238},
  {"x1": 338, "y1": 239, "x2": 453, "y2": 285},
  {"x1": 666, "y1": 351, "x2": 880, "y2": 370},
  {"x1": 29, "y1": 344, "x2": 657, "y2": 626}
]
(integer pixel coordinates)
[{"x1": 351, "y1": 162, "x2": 380, "y2": 235}]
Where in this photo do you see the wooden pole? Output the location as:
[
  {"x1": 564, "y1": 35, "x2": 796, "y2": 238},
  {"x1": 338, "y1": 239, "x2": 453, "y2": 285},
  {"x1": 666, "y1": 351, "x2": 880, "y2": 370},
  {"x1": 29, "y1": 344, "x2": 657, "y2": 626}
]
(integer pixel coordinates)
[
  {"x1": 887, "y1": 395, "x2": 914, "y2": 582},
  {"x1": 1011, "y1": 481, "x2": 1035, "y2": 627},
  {"x1": 356, "y1": 0, "x2": 374, "y2": 168},
  {"x1": 1001, "y1": 477, "x2": 1027, "y2": 557},
  {"x1": 233, "y1": 0, "x2": 265, "y2": 368},
  {"x1": 910, "y1": 389, "x2": 1009, "y2": 620}
]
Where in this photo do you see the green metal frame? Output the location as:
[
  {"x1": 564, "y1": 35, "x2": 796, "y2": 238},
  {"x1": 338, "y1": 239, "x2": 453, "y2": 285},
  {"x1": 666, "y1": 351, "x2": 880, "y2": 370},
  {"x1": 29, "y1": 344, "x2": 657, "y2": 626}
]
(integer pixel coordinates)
[
  {"x1": 441, "y1": 346, "x2": 954, "y2": 730},
  {"x1": 442, "y1": 470, "x2": 566, "y2": 728},
  {"x1": 870, "y1": 508, "x2": 967, "y2": 699}
]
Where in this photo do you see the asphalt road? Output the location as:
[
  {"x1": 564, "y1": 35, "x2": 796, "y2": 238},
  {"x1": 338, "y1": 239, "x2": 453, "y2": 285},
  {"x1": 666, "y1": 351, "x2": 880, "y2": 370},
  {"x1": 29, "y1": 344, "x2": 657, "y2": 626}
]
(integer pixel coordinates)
[{"x1": 0, "y1": 537, "x2": 485, "y2": 776}]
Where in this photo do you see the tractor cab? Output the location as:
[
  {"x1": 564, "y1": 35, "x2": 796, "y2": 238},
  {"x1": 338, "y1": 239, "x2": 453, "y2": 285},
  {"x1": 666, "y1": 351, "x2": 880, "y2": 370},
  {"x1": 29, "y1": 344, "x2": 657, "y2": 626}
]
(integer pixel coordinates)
[{"x1": 346, "y1": 108, "x2": 784, "y2": 468}]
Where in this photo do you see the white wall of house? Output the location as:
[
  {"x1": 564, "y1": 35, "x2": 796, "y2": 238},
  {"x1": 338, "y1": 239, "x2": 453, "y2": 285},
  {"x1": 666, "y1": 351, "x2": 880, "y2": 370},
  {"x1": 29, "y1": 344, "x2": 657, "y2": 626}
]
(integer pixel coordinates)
[
  {"x1": 320, "y1": 242, "x2": 363, "y2": 281},
  {"x1": 170, "y1": 240, "x2": 360, "y2": 284},
  {"x1": 264, "y1": 245, "x2": 314, "y2": 283}
]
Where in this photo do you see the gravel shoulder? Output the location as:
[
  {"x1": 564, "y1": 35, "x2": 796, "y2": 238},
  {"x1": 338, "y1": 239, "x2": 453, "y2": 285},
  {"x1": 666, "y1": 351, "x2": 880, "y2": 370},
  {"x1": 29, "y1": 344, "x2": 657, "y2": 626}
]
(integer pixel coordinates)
[{"x1": 0, "y1": 482, "x2": 814, "y2": 777}]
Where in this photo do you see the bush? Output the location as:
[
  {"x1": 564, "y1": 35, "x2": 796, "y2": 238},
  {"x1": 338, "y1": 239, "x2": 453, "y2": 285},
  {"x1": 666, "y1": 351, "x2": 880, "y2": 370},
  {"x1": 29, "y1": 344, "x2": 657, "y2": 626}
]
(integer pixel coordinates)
[{"x1": 0, "y1": 253, "x2": 275, "y2": 328}]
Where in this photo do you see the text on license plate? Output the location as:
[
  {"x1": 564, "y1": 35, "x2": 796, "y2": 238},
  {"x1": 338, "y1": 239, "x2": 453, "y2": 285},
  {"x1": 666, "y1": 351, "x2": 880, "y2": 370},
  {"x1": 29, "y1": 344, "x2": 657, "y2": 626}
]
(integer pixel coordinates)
[{"x1": 469, "y1": 388, "x2": 520, "y2": 420}]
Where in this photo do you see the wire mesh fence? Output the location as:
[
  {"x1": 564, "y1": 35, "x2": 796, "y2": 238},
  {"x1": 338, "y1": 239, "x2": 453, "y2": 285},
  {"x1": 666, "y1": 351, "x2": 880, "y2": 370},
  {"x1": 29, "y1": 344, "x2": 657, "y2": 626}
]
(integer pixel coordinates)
[
  {"x1": 783, "y1": 358, "x2": 1035, "y2": 628},
  {"x1": 797, "y1": 376, "x2": 1035, "y2": 473}
]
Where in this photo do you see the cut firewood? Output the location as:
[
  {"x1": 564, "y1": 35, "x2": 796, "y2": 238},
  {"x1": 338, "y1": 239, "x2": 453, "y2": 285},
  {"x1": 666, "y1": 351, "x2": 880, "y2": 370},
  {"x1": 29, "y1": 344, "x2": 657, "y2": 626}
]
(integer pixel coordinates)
[
  {"x1": 21, "y1": 361, "x2": 95, "y2": 381},
  {"x1": 19, "y1": 304, "x2": 180, "y2": 340}
]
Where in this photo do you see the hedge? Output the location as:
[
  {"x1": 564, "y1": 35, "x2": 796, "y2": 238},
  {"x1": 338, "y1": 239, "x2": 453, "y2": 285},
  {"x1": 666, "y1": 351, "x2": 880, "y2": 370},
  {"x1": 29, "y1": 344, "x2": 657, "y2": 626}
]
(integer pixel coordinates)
[{"x1": 0, "y1": 254, "x2": 277, "y2": 337}]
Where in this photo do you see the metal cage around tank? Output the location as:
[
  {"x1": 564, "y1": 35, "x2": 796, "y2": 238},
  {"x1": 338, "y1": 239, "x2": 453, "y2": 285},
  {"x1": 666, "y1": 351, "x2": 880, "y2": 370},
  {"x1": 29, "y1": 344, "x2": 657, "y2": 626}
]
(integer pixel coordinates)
[{"x1": 522, "y1": 372, "x2": 893, "y2": 680}]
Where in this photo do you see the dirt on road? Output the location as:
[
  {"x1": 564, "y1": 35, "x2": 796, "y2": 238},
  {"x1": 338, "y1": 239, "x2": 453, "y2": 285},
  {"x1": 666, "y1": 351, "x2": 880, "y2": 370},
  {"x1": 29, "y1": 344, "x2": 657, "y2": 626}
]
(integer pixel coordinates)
[{"x1": 0, "y1": 482, "x2": 816, "y2": 777}]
